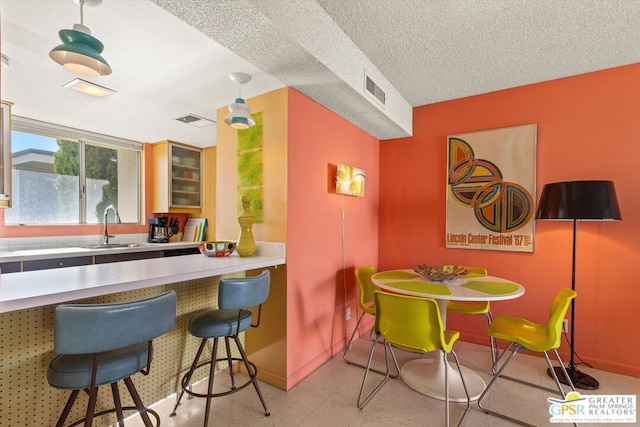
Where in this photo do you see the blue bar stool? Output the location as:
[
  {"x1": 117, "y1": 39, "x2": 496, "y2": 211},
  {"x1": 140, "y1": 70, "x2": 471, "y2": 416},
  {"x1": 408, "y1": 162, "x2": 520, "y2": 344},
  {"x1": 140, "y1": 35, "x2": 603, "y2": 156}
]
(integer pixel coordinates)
[
  {"x1": 47, "y1": 290, "x2": 177, "y2": 427},
  {"x1": 170, "y1": 270, "x2": 271, "y2": 426}
]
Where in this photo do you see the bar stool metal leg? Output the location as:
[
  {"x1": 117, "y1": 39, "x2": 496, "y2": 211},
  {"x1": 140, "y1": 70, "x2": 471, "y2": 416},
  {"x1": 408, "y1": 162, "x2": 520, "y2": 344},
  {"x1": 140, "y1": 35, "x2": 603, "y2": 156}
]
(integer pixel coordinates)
[{"x1": 171, "y1": 338, "x2": 208, "y2": 415}]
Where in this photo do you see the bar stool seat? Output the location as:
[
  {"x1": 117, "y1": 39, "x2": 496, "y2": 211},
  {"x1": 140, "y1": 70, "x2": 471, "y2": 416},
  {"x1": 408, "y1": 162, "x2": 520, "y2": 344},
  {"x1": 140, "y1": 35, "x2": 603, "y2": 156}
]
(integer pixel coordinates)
[
  {"x1": 188, "y1": 309, "x2": 253, "y2": 338},
  {"x1": 48, "y1": 342, "x2": 150, "y2": 390}
]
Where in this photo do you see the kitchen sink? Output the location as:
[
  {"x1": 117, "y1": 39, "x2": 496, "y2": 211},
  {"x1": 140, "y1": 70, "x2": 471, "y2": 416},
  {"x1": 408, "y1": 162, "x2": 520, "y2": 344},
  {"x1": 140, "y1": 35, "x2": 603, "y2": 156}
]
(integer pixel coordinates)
[{"x1": 81, "y1": 243, "x2": 144, "y2": 249}]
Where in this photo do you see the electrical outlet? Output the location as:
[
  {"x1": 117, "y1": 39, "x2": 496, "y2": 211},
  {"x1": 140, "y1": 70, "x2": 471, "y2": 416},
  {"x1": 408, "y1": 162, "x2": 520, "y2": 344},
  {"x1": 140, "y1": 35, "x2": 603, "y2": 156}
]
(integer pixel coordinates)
[
  {"x1": 346, "y1": 306, "x2": 351, "y2": 321},
  {"x1": 562, "y1": 319, "x2": 569, "y2": 333}
]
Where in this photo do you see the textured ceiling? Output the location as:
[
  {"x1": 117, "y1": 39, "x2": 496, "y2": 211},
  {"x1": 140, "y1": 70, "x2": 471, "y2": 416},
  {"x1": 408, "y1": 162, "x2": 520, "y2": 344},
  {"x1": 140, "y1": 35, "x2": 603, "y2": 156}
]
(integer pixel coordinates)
[
  {"x1": 154, "y1": 0, "x2": 640, "y2": 140},
  {"x1": 315, "y1": 0, "x2": 640, "y2": 106},
  {"x1": 4, "y1": 1, "x2": 640, "y2": 145}
]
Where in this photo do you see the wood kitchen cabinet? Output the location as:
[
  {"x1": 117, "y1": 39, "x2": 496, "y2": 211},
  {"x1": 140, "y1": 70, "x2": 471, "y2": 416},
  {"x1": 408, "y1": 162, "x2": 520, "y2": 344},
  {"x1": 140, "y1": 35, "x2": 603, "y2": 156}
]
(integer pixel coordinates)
[
  {"x1": 152, "y1": 141, "x2": 202, "y2": 213},
  {"x1": 0, "y1": 101, "x2": 13, "y2": 208}
]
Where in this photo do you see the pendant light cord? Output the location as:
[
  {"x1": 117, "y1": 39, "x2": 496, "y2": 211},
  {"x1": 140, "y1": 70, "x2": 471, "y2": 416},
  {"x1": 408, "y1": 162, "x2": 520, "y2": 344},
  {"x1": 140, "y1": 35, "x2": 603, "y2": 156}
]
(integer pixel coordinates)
[{"x1": 79, "y1": 0, "x2": 85, "y2": 25}]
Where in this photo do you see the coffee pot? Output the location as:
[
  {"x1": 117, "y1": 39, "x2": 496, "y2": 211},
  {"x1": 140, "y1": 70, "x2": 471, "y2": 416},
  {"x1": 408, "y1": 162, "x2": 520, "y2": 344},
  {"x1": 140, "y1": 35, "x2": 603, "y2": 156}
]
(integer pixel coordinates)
[{"x1": 148, "y1": 216, "x2": 171, "y2": 243}]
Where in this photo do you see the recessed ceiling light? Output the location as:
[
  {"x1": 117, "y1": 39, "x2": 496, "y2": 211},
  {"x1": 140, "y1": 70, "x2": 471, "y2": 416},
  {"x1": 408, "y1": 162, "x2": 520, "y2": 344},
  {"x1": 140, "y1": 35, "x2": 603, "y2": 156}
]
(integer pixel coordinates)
[
  {"x1": 175, "y1": 114, "x2": 216, "y2": 127},
  {"x1": 63, "y1": 78, "x2": 116, "y2": 98}
]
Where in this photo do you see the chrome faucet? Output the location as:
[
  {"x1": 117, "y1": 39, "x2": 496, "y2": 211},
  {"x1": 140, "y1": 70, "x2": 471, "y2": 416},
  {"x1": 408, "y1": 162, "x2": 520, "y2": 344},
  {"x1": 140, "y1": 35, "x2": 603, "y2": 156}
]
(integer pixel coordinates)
[{"x1": 103, "y1": 205, "x2": 122, "y2": 245}]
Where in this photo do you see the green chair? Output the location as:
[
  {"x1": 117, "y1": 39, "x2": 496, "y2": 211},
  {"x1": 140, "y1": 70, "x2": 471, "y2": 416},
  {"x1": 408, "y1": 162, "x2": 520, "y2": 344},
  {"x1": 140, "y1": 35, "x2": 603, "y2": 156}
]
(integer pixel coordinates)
[
  {"x1": 344, "y1": 266, "x2": 398, "y2": 377},
  {"x1": 446, "y1": 266, "x2": 498, "y2": 370},
  {"x1": 477, "y1": 288, "x2": 577, "y2": 426},
  {"x1": 358, "y1": 291, "x2": 470, "y2": 427}
]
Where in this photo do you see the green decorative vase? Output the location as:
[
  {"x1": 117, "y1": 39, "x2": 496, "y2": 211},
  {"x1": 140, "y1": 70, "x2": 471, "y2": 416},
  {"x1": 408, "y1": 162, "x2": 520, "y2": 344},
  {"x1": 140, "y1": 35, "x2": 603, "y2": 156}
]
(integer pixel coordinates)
[{"x1": 236, "y1": 194, "x2": 257, "y2": 257}]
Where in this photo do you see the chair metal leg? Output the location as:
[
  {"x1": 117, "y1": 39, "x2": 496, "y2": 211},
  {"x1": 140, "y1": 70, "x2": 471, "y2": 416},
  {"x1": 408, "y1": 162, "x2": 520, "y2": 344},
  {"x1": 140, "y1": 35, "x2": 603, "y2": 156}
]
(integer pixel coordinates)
[
  {"x1": 204, "y1": 337, "x2": 219, "y2": 427},
  {"x1": 343, "y1": 312, "x2": 366, "y2": 358},
  {"x1": 544, "y1": 349, "x2": 577, "y2": 397},
  {"x1": 492, "y1": 342, "x2": 575, "y2": 395},
  {"x1": 477, "y1": 343, "x2": 539, "y2": 427},
  {"x1": 484, "y1": 311, "x2": 499, "y2": 373},
  {"x1": 444, "y1": 351, "x2": 450, "y2": 427},
  {"x1": 124, "y1": 377, "x2": 156, "y2": 427},
  {"x1": 175, "y1": 335, "x2": 270, "y2": 423},
  {"x1": 55, "y1": 389, "x2": 80, "y2": 427},
  {"x1": 170, "y1": 338, "x2": 208, "y2": 416},
  {"x1": 84, "y1": 386, "x2": 98, "y2": 427},
  {"x1": 110, "y1": 382, "x2": 125, "y2": 427},
  {"x1": 224, "y1": 336, "x2": 237, "y2": 389},
  {"x1": 344, "y1": 313, "x2": 398, "y2": 378},
  {"x1": 448, "y1": 350, "x2": 471, "y2": 427},
  {"x1": 479, "y1": 343, "x2": 577, "y2": 427},
  {"x1": 234, "y1": 335, "x2": 270, "y2": 416},
  {"x1": 357, "y1": 336, "x2": 400, "y2": 409}
]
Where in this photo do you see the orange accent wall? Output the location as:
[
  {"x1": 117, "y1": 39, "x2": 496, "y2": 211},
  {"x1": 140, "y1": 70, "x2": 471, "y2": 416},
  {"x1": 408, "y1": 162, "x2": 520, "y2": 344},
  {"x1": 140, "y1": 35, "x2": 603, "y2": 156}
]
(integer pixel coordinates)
[
  {"x1": 379, "y1": 63, "x2": 640, "y2": 377},
  {"x1": 286, "y1": 88, "x2": 380, "y2": 387},
  {"x1": 215, "y1": 87, "x2": 380, "y2": 389}
]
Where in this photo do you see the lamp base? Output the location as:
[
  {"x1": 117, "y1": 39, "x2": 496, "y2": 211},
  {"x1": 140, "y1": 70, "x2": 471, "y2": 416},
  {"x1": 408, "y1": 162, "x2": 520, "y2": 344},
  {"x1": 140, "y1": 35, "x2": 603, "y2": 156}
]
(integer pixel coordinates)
[{"x1": 547, "y1": 366, "x2": 599, "y2": 390}]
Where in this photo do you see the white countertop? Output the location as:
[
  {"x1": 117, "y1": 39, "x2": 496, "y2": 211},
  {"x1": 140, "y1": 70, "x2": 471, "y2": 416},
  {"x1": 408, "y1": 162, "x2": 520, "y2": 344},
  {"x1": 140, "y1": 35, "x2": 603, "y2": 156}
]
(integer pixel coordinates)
[
  {"x1": 0, "y1": 241, "x2": 200, "y2": 262},
  {"x1": 0, "y1": 242, "x2": 286, "y2": 313}
]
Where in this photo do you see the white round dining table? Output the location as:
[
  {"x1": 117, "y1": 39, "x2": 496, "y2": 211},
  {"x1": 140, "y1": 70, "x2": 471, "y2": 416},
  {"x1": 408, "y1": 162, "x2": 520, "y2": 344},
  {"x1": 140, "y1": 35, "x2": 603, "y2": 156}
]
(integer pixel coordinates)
[{"x1": 371, "y1": 269, "x2": 525, "y2": 402}]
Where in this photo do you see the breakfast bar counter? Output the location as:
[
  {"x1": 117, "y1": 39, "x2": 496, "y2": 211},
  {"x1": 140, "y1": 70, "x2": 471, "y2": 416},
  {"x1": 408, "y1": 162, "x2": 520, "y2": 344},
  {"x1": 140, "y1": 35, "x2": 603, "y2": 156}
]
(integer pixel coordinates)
[{"x1": 0, "y1": 242, "x2": 286, "y2": 313}]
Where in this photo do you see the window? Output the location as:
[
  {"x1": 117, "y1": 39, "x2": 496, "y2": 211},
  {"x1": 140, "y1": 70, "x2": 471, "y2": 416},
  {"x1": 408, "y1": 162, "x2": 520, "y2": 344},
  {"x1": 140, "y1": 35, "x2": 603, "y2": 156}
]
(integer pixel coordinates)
[{"x1": 5, "y1": 117, "x2": 141, "y2": 225}]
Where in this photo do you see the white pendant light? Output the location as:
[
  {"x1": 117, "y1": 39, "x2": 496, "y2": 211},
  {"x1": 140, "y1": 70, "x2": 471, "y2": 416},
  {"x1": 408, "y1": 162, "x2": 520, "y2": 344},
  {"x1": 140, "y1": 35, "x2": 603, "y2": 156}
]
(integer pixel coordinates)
[
  {"x1": 49, "y1": 0, "x2": 112, "y2": 77},
  {"x1": 224, "y1": 72, "x2": 256, "y2": 129}
]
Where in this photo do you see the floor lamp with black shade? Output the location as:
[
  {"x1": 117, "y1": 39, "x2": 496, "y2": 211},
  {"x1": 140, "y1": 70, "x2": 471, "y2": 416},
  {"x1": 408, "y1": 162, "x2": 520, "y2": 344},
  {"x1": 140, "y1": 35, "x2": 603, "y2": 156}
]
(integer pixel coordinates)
[{"x1": 535, "y1": 180, "x2": 621, "y2": 390}]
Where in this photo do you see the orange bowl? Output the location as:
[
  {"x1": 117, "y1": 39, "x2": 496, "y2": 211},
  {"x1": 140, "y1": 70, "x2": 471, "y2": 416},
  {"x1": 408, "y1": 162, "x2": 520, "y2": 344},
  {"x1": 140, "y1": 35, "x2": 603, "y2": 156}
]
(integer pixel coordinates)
[{"x1": 198, "y1": 241, "x2": 236, "y2": 257}]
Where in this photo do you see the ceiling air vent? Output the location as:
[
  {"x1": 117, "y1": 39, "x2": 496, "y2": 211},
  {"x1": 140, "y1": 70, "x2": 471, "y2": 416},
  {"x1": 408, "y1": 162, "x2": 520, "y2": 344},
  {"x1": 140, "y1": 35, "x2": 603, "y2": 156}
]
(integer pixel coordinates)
[
  {"x1": 175, "y1": 114, "x2": 216, "y2": 127},
  {"x1": 364, "y1": 74, "x2": 386, "y2": 106}
]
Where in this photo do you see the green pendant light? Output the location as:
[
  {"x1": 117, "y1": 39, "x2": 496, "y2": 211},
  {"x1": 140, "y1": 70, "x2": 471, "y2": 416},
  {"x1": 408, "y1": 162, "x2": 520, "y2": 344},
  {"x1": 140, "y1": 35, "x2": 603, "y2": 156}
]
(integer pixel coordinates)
[
  {"x1": 49, "y1": 0, "x2": 111, "y2": 77},
  {"x1": 224, "y1": 73, "x2": 256, "y2": 129}
]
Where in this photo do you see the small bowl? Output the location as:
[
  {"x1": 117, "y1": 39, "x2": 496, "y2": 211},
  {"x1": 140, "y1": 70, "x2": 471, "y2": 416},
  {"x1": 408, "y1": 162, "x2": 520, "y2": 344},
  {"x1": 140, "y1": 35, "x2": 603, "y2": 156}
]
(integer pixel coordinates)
[
  {"x1": 198, "y1": 241, "x2": 236, "y2": 257},
  {"x1": 414, "y1": 264, "x2": 468, "y2": 282}
]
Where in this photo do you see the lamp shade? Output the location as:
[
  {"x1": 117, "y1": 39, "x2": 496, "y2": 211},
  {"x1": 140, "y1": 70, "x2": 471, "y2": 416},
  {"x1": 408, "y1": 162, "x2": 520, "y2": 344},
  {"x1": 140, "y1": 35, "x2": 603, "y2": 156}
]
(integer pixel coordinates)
[
  {"x1": 223, "y1": 98, "x2": 256, "y2": 130},
  {"x1": 535, "y1": 180, "x2": 621, "y2": 220},
  {"x1": 49, "y1": 24, "x2": 111, "y2": 77}
]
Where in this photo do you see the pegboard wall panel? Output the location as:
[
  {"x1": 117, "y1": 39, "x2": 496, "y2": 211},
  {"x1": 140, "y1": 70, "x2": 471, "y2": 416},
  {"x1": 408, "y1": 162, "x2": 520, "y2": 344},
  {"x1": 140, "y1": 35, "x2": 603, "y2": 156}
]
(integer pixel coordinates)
[{"x1": 0, "y1": 272, "x2": 245, "y2": 426}]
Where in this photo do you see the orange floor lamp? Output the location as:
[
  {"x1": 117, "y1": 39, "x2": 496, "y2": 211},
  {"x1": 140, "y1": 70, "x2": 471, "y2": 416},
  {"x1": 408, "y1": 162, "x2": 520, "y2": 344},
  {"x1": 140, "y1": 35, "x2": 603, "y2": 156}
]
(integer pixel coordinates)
[{"x1": 535, "y1": 180, "x2": 621, "y2": 390}]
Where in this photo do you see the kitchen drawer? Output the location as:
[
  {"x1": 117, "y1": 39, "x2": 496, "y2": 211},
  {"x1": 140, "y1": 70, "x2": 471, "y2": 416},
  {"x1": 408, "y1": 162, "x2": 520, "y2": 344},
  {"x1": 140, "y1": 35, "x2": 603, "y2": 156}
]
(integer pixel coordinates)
[
  {"x1": 23, "y1": 256, "x2": 93, "y2": 271},
  {"x1": 162, "y1": 247, "x2": 200, "y2": 257},
  {"x1": 0, "y1": 261, "x2": 22, "y2": 273},
  {"x1": 95, "y1": 251, "x2": 162, "y2": 264}
]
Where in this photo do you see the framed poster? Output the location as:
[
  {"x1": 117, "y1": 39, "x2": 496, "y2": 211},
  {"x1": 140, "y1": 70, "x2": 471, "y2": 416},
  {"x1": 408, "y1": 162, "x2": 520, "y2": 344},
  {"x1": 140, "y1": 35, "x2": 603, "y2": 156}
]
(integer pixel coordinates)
[{"x1": 446, "y1": 124, "x2": 537, "y2": 252}]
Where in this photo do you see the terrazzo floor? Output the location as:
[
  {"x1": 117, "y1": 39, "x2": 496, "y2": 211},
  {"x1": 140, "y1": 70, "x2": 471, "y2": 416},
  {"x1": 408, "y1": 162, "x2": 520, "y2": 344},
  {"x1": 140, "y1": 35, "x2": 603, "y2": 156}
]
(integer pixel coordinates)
[{"x1": 126, "y1": 337, "x2": 638, "y2": 426}]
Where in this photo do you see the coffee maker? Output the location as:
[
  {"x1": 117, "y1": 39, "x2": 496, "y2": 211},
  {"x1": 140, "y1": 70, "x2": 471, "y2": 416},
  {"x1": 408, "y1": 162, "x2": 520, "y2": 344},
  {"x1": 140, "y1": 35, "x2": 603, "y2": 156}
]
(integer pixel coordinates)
[{"x1": 148, "y1": 216, "x2": 170, "y2": 243}]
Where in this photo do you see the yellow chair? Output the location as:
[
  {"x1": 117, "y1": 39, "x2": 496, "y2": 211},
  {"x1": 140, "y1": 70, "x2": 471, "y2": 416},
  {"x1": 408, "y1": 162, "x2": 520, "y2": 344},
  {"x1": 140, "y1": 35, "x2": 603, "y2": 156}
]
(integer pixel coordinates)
[
  {"x1": 358, "y1": 291, "x2": 470, "y2": 427},
  {"x1": 344, "y1": 266, "x2": 397, "y2": 377},
  {"x1": 446, "y1": 266, "x2": 499, "y2": 370},
  {"x1": 477, "y1": 288, "x2": 577, "y2": 426}
]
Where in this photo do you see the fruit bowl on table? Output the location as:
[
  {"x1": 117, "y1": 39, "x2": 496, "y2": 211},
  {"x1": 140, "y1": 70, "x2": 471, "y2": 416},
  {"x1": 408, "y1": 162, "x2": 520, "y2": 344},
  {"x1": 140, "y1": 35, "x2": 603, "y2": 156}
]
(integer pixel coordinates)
[
  {"x1": 413, "y1": 264, "x2": 468, "y2": 282},
  {"x1": 198, "y1": 241, "x2": 236, "y2": 257}
]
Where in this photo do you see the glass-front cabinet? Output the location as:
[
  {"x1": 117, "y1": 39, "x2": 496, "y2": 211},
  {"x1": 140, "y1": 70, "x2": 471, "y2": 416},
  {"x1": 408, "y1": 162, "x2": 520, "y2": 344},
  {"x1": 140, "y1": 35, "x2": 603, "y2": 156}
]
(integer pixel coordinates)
[
  {"x1": 170, "y1": 144, "x2": 201, "y2": 208},
  {"x1": 152, "y1": 141, "x2": 202, "y2": 212}
]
